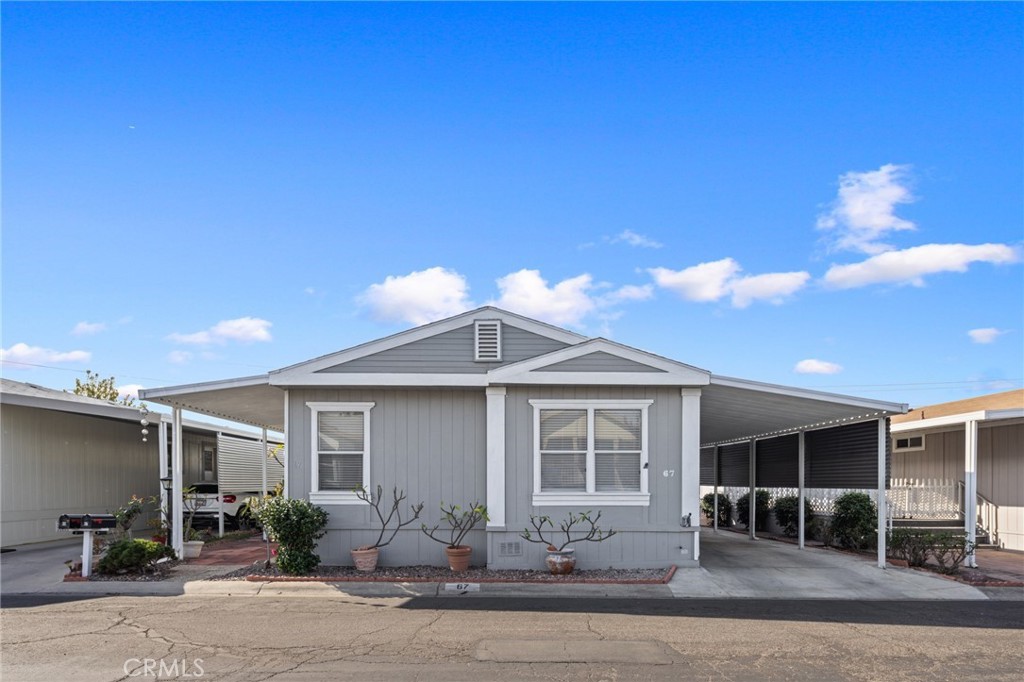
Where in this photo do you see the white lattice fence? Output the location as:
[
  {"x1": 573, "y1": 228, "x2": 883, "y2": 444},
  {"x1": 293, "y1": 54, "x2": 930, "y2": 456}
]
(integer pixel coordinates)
[{"x1": 887, "y1": 478, "x2": 960, "y2": 519}]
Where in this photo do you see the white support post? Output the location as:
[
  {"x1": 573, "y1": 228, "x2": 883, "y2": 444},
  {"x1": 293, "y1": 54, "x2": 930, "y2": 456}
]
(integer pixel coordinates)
[
  {"x1": 964, "y1": 419, "x2": 979, "y2": 568},
  {"x1": 713, "y1": 445, "x2": 720, "y2": 532},
  {"x1": 485, "y1": 387, "x2": 507, "y2": 529},
  {"x1": 217, "y1": 430, "x2": 226, "y2": 539},
  {"x1": 680, "y1": 389, "x2": 702, "y2": 531},
  {"x1": 877, "y1": 417, "x2": 887, "y2": 569},
  {"x1": 798, "y1": 430, "x2": 806, "y2": 550},
  {"x1": 172, "y1": 407, "x2": 184, "y2": 558},
  {"x1": 159, "y1": 418, "x2": 169, "y2": 530},
  {"x1": 261, "y1": 427, "x2": 268, "y2": 500},
  {"x1": 749, "y1": 439, "x2": 756, "y2": 540},
  {"x1": 283, "y1": 390, "x2": 290, "y2": 498}
]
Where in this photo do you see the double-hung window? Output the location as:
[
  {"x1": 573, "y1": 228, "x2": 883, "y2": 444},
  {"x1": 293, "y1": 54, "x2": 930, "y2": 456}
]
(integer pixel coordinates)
[
  {"x1": 530, "y1": 400, "x2": 652, "y2": 506},
  {"x1": 307, "y1": 402, "x2": 373, "y2": 504}
]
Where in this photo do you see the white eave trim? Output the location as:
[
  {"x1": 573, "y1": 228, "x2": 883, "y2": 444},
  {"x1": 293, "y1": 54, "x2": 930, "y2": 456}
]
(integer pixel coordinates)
[
  {"x1": 269, "y1": 306, "x2": 587, "y2": 379},
  {"x1": 488, "y1": 338, "x2": 711, "y2": 385},
  {"x1": 270, "y1": 373, "x2": 490, "y2": 387},
  {"x1": 139, "y1": 374, "x2": 271, "y2": 401},
  {"x1": 891, "y1": 408, "x2": 1024, "y2": 433},
  {"x1": 0, "y1": 392, "x2": 143, "y2": 422},
  {"x1": 710, "y1": 374, "x2": 908, "y2": 414}
]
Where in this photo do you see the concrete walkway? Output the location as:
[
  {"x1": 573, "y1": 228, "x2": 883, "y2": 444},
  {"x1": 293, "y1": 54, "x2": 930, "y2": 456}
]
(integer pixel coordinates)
[{"x1": 671, "y1": 528, "x2": 990, "y2": 600}]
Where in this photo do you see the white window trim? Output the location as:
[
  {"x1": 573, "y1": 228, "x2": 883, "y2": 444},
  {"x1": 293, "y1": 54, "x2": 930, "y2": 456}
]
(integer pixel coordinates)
[
  {"x1": 893, "y1": 434, "x2": 926, "y2": 453},
  {"x1": 307, "y1": 401, "x2": 374, "y2": 505},
  {"x1": 529, "y1": 399, "x2": 652, "y2": 507}
]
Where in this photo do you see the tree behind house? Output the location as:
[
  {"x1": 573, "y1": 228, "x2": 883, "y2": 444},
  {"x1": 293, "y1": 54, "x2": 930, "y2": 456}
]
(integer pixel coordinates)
[{"x1": 72, "y1": 370, "x2": 136, "y2": 406}]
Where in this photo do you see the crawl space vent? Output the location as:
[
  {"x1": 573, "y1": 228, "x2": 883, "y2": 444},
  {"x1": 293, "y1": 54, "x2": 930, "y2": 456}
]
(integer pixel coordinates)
[{"x1": 498, "y1": 541, "x2": 522, "y2": 557}]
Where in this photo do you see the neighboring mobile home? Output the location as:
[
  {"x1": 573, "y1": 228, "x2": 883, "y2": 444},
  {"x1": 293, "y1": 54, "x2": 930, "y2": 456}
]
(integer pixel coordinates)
[
  {"x1": 890, "y1": 389, "x2": 1024, "y2": 552},
  {"x1": 0, "y1": 379, "x2": 282, "y2": 546},
  {"x1": 142, "y1": 307, "x2": 907, "y2": 569}
]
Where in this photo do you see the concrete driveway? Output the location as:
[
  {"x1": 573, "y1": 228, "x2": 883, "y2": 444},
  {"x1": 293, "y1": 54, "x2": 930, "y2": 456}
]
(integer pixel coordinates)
[{"x1": 668, "y1": 528, "x2": 989, "y2": 599}]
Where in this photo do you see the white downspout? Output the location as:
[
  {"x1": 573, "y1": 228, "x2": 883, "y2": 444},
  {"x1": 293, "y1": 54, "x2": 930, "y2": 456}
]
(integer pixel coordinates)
[
  {"x1": 798, "y1": 430, "x2": 806, "y2": 550},
  {"x1": 964, "y1": 419, "x2": 979, "y2": 568},
  {"x1": 877, "y1": 417, "x2": 887, "y2": 569}
]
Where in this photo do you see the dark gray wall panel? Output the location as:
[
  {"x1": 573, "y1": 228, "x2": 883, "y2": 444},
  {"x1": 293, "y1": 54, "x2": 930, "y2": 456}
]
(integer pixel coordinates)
[
  {"x1": 805, "y1": 419, "x2": 890, "y2": 489},
  {"x1": 719, "y1": 442, "x2": 750, "y2": 487},
  {"x1": 756, "y1": 434, "x2": 799, "y2": 487},
  {"x1": 700, "y1": 447, "x2": 716, "y2": 485}
]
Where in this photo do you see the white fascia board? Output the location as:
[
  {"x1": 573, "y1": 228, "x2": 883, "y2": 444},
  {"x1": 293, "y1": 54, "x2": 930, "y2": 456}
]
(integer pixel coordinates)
[
  {"x1": 488, "y1": 338, "x2": 711, "y2": 384},
  {"x1": 0, "y1": 391, "x2": 143, "y2": 422},
  {"x1": 710, "y1": 374, "x2": 908, "y2": 414},
  {"x1": 506, "y1": 372, "x2": 706, "y2": 386},
  {"x1": 270, "y1": 373, "x2": 489, "y2": 387},
  {"x1": 269, "y1": 307, "x2": 588, "y2": 379},
  {"x1": 139, "y1": 375, "x2": 271, "y2": 401},
  {"x1": 891, "y1": 408, "x2": 1024, "y2": 433}
]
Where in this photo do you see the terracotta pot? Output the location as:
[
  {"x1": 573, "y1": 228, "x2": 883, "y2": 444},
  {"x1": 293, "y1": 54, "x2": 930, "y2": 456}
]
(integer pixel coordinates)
[
  {"x1": 545, "y1": 548, "x2": 576, "y2": 575},
  {"x1": 351, "y1": 547, "x2": 380, "y2": 572},
  {"x1": 445, "y1": 545, "x2": 472, "y2": 571}
]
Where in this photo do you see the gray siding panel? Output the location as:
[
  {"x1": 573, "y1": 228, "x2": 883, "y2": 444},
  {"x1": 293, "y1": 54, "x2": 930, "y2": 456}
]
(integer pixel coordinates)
[
  {"x1": 217, "y1": 434, "x2": 284, "y2": 493},
  {"x1": 805, "y1": 420, "x2": 891, "y2": 489},
  {"x1": 699, "y1": 447, "x2": 716, "y2": 486},
  {"x1": 1, "y1": 405, "x2": 159, "y2": 545},
  {"x1": 286, "y1": 388, "x2": 487, "y2": 566},
  {"x1": 319, "y1": 324, "x2": 570, "y2": 374},
  {"x1": 539, "y1": 351, "x2": 666, "y2": 373}
]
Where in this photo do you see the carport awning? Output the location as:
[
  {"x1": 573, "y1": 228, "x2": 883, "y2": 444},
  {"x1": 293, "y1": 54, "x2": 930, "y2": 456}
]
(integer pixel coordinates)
[{"x1": 140, "y1": 373, "x2": 906, "y2": 446}]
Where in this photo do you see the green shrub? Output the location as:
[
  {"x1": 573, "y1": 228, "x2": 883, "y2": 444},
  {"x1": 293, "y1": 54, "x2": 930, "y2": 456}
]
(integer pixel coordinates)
[
  {"x1": 97, "y1": 539, "x2": 175, "y2": 574},
  {"x1": 251, "y1": 497, "x2": 328, "y2": 575},
  {"x1": 930, "y1": 532, "x2": 974, "y2": 574},
  {"x1": 700, "y1": 492, "x2": 732, "y2": 526},
  {"x1": 828, "y1": 492, "x2": 877, "y2": 550},
  {"x1": 887, "y1": 528, "x2": 932, "y2": 566},
  {"x1": 736, "y1": 490, "x2": 771, "y2": 531},
  {"x1": 773, "y1": 495, "x2": 815, "y2": 538},
  {"x1": 887, "y1": 529, "x2": 974, "y2": 574}
]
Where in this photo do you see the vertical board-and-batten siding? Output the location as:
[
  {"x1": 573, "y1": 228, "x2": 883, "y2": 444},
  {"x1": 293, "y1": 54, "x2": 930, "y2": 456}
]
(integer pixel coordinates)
[
  {"x1": 217, "y1": 434, "x2": 284, "y2": 493},
  {"x1": 1, "y1": 405, "x2": 159, "y2": 545},
  {"x1": 318, "y1": 324, "x2": 569, "y2": 374},
  {"x1": 287, "y1": 388, "x2": 486, "y2": 566},
  {"x1": 490, "y1": 385, "x2": 694, "y2": 569}
]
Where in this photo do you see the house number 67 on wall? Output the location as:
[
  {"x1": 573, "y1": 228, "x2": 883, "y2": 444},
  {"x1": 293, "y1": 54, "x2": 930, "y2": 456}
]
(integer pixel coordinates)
[{"x1": 662, "y1": 470, "x2": 675, "y2": 477}]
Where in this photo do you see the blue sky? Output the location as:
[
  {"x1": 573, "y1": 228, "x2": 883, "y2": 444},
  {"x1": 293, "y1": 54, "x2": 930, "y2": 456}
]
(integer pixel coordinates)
[{"x1": 2, "y1": 2, "x2": 1022, "y2": 409}]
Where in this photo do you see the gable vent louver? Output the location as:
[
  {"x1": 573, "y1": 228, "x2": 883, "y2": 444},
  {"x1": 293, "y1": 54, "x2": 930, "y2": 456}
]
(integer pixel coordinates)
[{"x1": 474, "y1": 320, "x2": 502, "y2": 361}]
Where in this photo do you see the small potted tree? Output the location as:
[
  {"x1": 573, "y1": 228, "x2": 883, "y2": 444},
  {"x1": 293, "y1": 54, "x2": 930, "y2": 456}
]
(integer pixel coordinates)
[
  {"x1": 521, "y1": 510, "x2": 617, "y2": 574},
  {"x1": 181, "y1": 486, "x2": 206, "y2": 559},
  {"x1": 351, "y1": 485, "x2": 424, "y2": 572},
  {"x1": 421, "y1": 501, "x2": 488, "y2": 571}
]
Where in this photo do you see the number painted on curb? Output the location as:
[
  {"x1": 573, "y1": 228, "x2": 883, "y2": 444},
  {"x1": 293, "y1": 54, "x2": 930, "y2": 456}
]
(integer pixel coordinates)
[{"x1": 445, "y1": 582, "x2": 480, "y2": 592}]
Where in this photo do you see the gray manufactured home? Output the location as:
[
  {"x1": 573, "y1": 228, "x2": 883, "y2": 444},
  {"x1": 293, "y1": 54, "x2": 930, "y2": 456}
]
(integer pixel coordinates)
[{"x1": 142, "y1": 307, "x2": 908, "y2": 569}]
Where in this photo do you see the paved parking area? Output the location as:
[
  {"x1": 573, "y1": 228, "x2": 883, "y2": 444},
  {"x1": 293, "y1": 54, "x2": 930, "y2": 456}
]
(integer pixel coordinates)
[{"x1": 669, "y1": 529, "x2": 990, "y2": 599}]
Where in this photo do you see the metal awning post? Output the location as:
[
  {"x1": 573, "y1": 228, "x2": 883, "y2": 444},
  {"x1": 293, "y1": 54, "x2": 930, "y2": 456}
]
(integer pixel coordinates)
[
  {"x1": 172, "y1": 407, "x2": 184, "y2": 557},
  {"x1": 798, "y1": 430, "x2": 806, "y2": 550},
  {"x1": 261, "y1": 427, "x2": 268, "y2": 499},
  {"x1": 159, "y1": 418, "x2": 169, "y2": 531},
  {"x1": 964, "y1": 419, "x2": 979, "y2": 568},
  {"x1": 749, "y1": 438, "x2": 756, "y2": 541},
  {"x1": 713, "y1": 445, "x2": 720, "y2": 532},
  {"x1": 877, "y1": 417, "x2": 887, "y2": 569}
]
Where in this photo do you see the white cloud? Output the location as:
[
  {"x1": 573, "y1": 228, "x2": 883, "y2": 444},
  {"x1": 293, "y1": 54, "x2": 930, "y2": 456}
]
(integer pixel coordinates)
[
  {"x1": 612, "y1": 230, "x2": 663, "y2": 249},
  {"x1": 968, "y1": 328, "x2": 1006, "y2": 344},
  {"x1": 492, "y1": 270, "x2": 597, "y2": 326},
  {"x1": 648, "y1": 258, "x2": 741, "y2": 303},
  {"x1": 730, "y1": 272, "x2": 812, "y2": 309},
  {"x1": 117, "y1": 384, "x2": 144, "y2": 400},
  {"x1": 167, "y1": 350, "x2": 193, "y2": 364},
  {"x1": 598, "y1": 284, "x2": 655, "y2": 305},
  {"x1": 649, "y1": 258, "x2": 809, "y2": 308},
  {"x1": 794, "y1": 359, "x2": 843, "y2": 375},
  {"x1": 823, "y1": 243, "x2": 1020, "y2": 289},
  {"x1": 71, "y1": 321, "x2": 106, "y2": 336},
  {"x1": 168, "y1": 317, "x2": 273, "y2": 345},
  {"x1": 817, "y1": 163, "x2": 916, "y2": 254},
  {"x1": 361, "y1": 267, "x2": 473, "y2": 325},
  {"x1": 0, "y1": 343, "x2": 91, "y2": 367}
]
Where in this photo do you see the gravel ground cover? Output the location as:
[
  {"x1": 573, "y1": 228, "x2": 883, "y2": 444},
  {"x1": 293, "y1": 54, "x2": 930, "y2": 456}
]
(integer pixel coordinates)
[{"x1": 211, "y1": 563, "x2": 676, "y2": 584}]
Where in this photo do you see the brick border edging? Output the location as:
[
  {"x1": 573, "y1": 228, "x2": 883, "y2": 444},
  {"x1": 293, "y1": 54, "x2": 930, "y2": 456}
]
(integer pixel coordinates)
[{"x1": 244, "y1": 564, "x2": 678, "y2": 585}]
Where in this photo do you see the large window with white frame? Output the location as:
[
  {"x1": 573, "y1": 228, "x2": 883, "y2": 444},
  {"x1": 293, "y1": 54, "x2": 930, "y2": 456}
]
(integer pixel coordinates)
[
  {"x1": 530, "y1": 399, "x2": 652, "y2": 506},
  {"x1": 307, "y1": 402, "x2": 374, "y2": 504}
]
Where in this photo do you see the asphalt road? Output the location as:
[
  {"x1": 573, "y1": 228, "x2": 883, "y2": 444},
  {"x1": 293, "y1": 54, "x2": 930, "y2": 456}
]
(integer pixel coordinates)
[{"x1": 2, "y1": 595, "x2": 1022, "y2": 681}]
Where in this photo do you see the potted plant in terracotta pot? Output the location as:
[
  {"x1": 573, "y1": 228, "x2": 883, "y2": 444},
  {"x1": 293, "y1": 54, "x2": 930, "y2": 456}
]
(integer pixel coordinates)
[
  {"x1": 421, "y1": 501, "x2": 488, "y2": 571},
  {"x1": 521, "y1": 510, "x2": 617, "y2": 575},
  {"x1": 351, "y1": 484, "x2": 424, "y2": 572}
]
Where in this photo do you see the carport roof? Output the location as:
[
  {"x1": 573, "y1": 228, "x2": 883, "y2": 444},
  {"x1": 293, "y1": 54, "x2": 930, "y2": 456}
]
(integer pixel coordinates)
[{"x1": 139, "y1": 373, "x2": 906, "y2": 445}]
